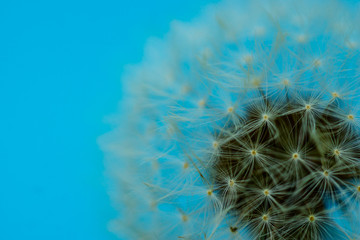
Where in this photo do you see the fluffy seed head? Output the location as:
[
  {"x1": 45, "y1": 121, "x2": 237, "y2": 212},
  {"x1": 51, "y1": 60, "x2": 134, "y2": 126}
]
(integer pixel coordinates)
[{"x1": 102, "y1": 0, "x2": 360, "y2": 239}]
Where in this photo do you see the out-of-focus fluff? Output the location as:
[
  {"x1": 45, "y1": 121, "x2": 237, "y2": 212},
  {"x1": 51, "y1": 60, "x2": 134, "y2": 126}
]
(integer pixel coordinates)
[{"x1": 100, "y1": 0, "x2": 360, "y2": 239}]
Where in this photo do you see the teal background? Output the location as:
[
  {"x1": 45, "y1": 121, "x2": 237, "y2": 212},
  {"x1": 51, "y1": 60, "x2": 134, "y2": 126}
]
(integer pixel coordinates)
[{"x1": 0, "y1": 0, "x2": 217, "y2": 239}]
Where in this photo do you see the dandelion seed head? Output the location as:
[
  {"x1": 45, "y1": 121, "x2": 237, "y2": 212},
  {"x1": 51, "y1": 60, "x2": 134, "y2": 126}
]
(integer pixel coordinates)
[{"x1": 102, "y1": 0, "x2": 360, "y2": 238}]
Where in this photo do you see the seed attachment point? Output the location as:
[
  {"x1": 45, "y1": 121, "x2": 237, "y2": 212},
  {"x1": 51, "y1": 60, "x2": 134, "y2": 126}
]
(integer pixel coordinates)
[
  {"x1": 263, "y1": 189, "x2": 270, "y2": 196},
  {"x1": 251, "y1": 149, "x2": 257, "y2": 156}
]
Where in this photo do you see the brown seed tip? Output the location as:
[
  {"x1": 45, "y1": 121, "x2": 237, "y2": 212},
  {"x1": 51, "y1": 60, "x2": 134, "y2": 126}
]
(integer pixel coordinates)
[{"x1": 229, "y1": 226, "x2": 238, "y2": 233}]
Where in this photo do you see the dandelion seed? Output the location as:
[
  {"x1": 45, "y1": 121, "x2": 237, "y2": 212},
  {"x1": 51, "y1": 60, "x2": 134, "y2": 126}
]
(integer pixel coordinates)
[
  {"x1": 198, "y1": 99, "x2": 206, "y2": 107},
  {"x1": 251, "y1": 149, "x2": 257, "y2": 156},
  {"x1": 228, "y1": 179, "x2": 235, "y2": 187},
  {"x1": 181, "y1": 214, "x2": 189, "y2": 222},
  {"x1": 313, "y1": 59, "x2": 322, "y2": 67},
  {"x1": 227, "y1": 106, "x2": 234, "y2": 113},
  {"x1": 263, "y1": 189, "x2": 270, "y2": 196},
  {"x1": 308, "y1": 215, "x2": 316, "y2": 222},
  {"x1": 282, "y1": 78, "x2": 290, "y2": 86},
  {"x1": 333, "y1": 149, "x2": 340, "y2": 156},
  {"x1": 348, "y1": 114, "x2": 354, "y2": 121},
  {"x1": 332, "y1": 92, "x2": 340, "y2": 99}
]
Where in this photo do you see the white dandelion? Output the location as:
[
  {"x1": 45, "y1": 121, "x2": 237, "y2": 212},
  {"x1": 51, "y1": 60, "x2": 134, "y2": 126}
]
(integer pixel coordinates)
[{"x1": 100, "y1": 0, "x2": 360, "y2": 239}]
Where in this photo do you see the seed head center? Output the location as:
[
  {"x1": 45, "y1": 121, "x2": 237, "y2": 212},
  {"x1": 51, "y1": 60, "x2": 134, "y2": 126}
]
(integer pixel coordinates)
[
  {"x1": 292, "y1": 153, "x2": 299, "y2": 160},
  {"x1": 334, "y1": 149, "x2": 340, "y2": 156},
  {"x1": 262, "y1": 214, "x2": 269, "y2": 221},
  {"x1": 263, "y1": 114, "x2": 269, "y2": 121},
  {"x1": 251, "y1": 149, "x2": 257, "y2": 156},
  {"x1": 305, "y1": 104, "x2": 311, "y2": 110}
]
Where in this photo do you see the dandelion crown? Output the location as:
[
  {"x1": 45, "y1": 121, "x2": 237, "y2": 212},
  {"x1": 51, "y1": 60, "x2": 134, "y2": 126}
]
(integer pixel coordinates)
[{"x1": 101, "y1": 0, "x2": 360, "y2": 239}]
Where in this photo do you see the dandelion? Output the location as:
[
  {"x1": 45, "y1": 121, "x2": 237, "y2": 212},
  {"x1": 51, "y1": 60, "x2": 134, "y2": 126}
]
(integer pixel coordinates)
[{"x1": 100, "y1": 0, "x2": 360, "y2": 239}]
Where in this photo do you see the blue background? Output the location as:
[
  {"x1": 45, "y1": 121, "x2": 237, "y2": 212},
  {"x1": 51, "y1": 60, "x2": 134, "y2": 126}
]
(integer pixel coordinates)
[{"x1": 0, "y1": 0, "x2": 218, "y2": 239}]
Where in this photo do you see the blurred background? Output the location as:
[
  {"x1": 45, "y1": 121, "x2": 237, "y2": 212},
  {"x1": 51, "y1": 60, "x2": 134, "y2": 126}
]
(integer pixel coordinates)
[{"x1": 0, "y1": 0, "x2": 218, "y2": 239}]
